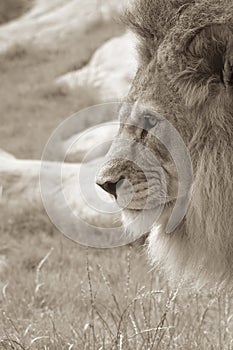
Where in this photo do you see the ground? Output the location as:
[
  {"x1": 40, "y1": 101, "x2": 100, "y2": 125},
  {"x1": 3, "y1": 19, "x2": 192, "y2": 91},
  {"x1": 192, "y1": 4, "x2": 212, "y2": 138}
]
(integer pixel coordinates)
[
  {"x1": 0, "y1": 1, "x2": 233, "y2": 349},
  {"x1": 1, "y1": 213, "x2": 233, "y2": 349}
]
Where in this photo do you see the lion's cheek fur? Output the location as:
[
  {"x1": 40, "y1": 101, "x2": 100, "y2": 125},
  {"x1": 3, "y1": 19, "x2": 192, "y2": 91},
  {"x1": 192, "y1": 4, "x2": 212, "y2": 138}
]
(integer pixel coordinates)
[
  {"x1": 147, "y1": 175, "x2": 232, "y2": 288},
  {"x1": 147, "y1": 225, "x2": 192, "y2": 281},
  {"x1": 147, "y1": 222, "x2": 226, "y2": 288}
]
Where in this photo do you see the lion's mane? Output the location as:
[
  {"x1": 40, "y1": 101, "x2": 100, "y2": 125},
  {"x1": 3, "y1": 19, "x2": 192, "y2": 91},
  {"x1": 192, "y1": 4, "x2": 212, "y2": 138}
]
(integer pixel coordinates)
[{"x1": 124, "y1": 0, "x2": 233, "y2": 288}]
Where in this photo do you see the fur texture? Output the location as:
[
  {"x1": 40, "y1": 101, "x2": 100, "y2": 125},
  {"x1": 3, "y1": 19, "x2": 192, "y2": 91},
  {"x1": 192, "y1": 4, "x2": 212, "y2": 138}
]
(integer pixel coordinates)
[{"x1": 98, "y1": 0, "x2": 233, "y2": 288}]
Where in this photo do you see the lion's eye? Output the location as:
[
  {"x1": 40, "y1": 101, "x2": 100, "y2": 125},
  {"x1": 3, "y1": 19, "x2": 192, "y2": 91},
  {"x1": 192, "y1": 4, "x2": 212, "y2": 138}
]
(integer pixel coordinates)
[{"x1": 144, "y1": 115, "x2": 158, "y2": 130}]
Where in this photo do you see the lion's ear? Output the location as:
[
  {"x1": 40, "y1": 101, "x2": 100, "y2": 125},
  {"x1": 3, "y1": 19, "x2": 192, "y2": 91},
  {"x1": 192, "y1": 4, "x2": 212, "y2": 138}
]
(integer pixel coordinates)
[{"x1": 177, "y1": 24, "x2": 233, "y2": 107}]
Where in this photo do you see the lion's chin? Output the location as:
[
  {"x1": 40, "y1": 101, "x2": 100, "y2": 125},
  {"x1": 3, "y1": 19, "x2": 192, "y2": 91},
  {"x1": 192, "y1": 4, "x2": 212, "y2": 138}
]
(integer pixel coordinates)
[
  {"x1": 121, "y1": 206, "x2": 167, "y2": 241},
  {"x1": 121, "y1": 200, "x2": 175, "y2": 242}
]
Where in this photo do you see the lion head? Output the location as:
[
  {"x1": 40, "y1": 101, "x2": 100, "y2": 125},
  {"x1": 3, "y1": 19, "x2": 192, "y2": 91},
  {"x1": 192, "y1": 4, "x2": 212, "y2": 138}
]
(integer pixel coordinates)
[{"x1": 96, "y1": 0, "x2": 233, "y2": 287}]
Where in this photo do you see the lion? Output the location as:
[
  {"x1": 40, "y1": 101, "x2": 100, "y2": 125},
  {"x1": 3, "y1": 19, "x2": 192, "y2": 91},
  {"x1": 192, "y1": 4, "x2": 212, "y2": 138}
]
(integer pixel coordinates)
[{"x1": 96, "y1": 0, "x2": 233, "y2": 287}]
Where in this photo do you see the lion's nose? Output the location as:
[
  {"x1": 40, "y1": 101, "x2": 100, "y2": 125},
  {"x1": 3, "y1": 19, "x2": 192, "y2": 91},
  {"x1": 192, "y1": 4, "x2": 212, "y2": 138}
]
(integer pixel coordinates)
[{"x1": 96, "y1": 177, "x2": 125, "y2": 199}]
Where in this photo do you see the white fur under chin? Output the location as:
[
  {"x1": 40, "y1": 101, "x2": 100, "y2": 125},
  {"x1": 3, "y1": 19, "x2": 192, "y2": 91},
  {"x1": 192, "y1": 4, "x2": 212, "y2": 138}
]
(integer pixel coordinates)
[
  {"x1": 147, "y1": 225, "x2": 201, "y2": 287},
  {"x1": 121, "y1": 208, "x2": 162, "y2": 242},
  {"x1": 121, "y1": 208, "x2": 189, "y2": 281},
  {"x1": 122, "y1": 209, "x2": 230, "y2": 289},
  {"x1": 147, "y1": 224, "x2": 229, "y2": 290},
  {"x1": 121, "y1": 210, "x2": 182, "y2": 282}
]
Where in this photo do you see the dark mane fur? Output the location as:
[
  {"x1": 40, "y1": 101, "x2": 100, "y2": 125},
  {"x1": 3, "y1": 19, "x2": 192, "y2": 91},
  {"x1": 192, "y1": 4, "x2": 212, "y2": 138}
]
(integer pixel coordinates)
[{"x1": 123, "y1": 0, "x2": 195, "y2": 41}]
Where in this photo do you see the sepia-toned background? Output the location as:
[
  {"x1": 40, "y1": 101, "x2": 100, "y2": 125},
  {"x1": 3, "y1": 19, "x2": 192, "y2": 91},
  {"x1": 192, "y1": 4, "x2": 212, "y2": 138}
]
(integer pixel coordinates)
[{"x1": 0, "y1": 1, "x2": 233, "y2": 349}]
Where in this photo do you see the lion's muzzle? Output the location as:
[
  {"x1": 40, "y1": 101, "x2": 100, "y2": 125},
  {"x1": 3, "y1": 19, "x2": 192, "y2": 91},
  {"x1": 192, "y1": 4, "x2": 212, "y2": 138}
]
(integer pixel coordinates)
[
  {"x1": 96, "y1": 156, "x2": 164, "y2": 211},
  {"x1": 96, "y1": 164, "x2": 125, "y2": 200}
]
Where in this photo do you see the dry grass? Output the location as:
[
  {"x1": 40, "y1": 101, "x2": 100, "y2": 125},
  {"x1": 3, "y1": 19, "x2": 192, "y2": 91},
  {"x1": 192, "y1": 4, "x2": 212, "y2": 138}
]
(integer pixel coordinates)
[{"x1": 0, "y1": 211, "x2": 233, "y2": 349}]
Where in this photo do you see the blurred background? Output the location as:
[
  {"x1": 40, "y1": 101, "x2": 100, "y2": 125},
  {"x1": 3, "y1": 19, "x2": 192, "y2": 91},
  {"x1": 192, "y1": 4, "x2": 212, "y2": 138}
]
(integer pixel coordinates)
[
  {"x1": 0, "y1": 0, "x2": 136, "y2": 159},
  {"x1": 0, "y1": 1, "x2": 233, "y2": 349}
]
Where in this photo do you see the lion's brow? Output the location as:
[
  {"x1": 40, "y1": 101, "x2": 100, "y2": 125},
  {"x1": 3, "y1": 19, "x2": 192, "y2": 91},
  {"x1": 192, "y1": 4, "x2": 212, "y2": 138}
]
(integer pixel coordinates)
[{"x1": 122, "y1": 0, "x2": 195, "y2": 40}]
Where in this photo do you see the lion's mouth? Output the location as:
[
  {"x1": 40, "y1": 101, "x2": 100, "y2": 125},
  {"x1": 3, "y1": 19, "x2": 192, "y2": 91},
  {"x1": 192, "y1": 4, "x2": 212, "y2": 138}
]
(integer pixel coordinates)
[
  {"x1": 122, "y1": 199, "x2": 175, "y2": 212},
  {"x1": 116, "y1": 194, "x2": 168, "y2": 211}
]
